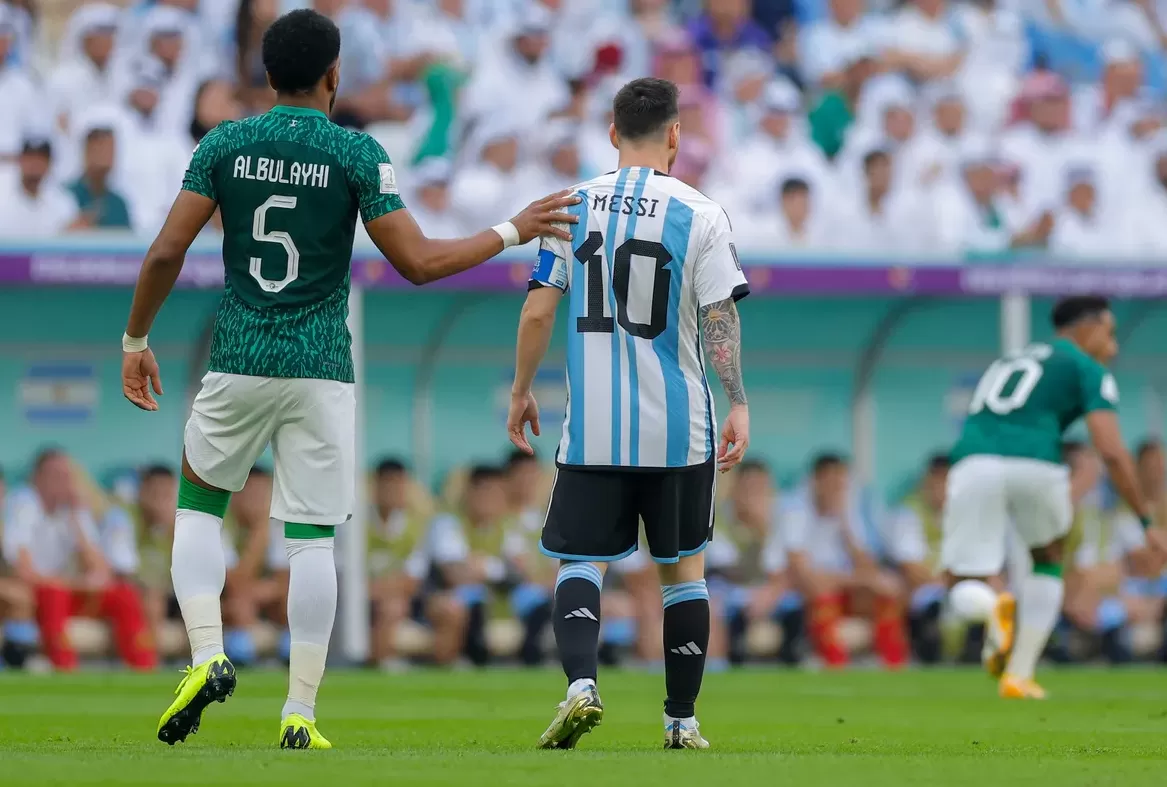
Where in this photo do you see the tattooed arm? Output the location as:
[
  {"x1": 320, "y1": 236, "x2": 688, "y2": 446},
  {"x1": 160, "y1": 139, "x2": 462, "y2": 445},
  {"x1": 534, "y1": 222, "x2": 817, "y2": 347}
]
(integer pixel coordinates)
[
  {"x1": 700, "y1": 297, "x2": 747, "y2": 405},
  {"x1": 700, "y1": 297, "x2": 749, "y2": 471}
]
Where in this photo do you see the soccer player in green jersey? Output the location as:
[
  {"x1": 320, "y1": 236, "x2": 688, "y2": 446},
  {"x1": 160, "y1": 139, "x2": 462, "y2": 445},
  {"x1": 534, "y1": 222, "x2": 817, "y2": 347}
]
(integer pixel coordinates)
[
  {"x1": 942, "y1": 295, "x2": 1167, "y2": 699},
  {"x1": 119, "y1": 9, "x2": 579, "y2": 749}
]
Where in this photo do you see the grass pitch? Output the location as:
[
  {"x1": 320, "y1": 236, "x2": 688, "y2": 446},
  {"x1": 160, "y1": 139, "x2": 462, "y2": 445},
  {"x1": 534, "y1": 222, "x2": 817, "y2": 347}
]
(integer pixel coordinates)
[{"x1": 2, "y1": 668, "x2": 1166, "y2": 786}]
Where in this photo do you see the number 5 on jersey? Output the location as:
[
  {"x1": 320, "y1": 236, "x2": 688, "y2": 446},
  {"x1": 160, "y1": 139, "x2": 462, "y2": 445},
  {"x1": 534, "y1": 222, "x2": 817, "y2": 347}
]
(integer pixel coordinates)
[{"x1": 251, "y1": 195, "x2": 299, "y2": 293}]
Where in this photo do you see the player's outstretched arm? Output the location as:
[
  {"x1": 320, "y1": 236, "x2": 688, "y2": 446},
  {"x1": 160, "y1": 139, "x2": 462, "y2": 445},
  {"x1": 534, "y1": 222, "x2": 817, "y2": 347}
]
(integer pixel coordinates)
[
  {"x1": 364, "y1": 191, "x2": 581, "y2": 285},
  {"x1": 507, "y1": 286, "x2": 563, "y2": 454},
  {"x1": 1084, "y1": 410, "x2": 1167, "y2": 552},
  {"x1": 123, "y1": 191, "x2": 217, "y2": 411},
  {"x1": 700, "y1": 297, "x2": 749, "y2": 472}
]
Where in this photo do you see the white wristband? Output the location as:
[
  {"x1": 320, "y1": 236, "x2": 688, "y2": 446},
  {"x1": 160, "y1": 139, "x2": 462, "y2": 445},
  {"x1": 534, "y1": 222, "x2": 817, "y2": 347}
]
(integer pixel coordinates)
[
  {"x1": 491, "y1": 221, "x2": 521, "y2": 249},
  {"x1": 122, "y1": 332, "x2": 148, "y2": 353}
]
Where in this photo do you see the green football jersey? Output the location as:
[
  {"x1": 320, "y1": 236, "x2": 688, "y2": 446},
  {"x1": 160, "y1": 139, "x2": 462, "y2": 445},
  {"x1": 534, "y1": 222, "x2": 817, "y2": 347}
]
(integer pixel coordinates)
[
  {"x1": 951, "y1": 338, "x2": 1118, "y2": 465},
  {"x1": 182, "y1": 105, "x2": 405, "y2": 383}
]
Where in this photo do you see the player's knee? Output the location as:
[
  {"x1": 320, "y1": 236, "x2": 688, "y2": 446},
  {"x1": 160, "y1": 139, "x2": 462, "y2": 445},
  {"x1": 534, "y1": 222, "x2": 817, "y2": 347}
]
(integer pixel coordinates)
[
  {"x1": 1031, "y1": 538, "x2": 1066, "y2": 567},
  {"x1": 660, "y1": 553, "x2": 705, "y2": 585}
]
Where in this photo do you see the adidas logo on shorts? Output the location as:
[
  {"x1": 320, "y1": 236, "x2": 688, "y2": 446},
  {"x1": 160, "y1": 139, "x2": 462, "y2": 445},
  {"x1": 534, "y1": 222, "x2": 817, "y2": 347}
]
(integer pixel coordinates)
[
  {"x1": 564, "y1": 608, "x2": 598, "y2": 621},
  {"x1": 669, "y1": 641, "x2": 703, "y2": 656}
]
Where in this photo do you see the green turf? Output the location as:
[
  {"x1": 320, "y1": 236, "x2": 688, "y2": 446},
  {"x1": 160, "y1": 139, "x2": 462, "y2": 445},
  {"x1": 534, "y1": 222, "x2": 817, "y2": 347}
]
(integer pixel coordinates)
[{"x1": 2, "y1": 668, "x2": 1166, "y2": 785}]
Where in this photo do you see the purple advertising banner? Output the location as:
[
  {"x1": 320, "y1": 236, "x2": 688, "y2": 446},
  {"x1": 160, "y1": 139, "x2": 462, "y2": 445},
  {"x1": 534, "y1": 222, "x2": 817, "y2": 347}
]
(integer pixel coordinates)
[{"x1": 4, "y1": 250, "x2": 1167, "y2": 297}]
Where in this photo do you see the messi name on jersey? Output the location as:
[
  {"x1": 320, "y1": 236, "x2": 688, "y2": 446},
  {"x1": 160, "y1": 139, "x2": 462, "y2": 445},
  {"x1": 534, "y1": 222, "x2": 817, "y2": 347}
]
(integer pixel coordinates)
[
  {"x1": 232, "y1": 155, "x2": 331, "y2": 188},
  {"x1": 591, "y1": 192, "x2": 660, "y2": 217}
]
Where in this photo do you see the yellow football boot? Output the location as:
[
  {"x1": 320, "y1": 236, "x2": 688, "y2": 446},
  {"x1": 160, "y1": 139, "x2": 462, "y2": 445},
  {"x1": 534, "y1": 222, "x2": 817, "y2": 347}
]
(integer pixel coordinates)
[
  {"x1": 1000, "y1": 675, "x2": 1047, "y2": 700},
  {"x1": 279, "y1": 713, "x2": 333, "y2": 750},
  {"x1": 538, "y1": 687, "x2": 604, "y2": 749},
  {"x1": 983, "y1": 592, "x2": 1016, "y2": 679},
  {"x1": 157, "y1": 654, "x2": 236, "y2": 745}
]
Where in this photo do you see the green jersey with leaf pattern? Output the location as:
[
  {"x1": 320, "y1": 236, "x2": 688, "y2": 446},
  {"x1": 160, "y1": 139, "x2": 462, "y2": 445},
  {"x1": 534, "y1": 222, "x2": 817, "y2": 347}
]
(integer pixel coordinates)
[
  {"x1": 951, "y1": 338, "x2": 1118, "y2": 465},
  {"x1": 182, "y1": 105, "x2": 405, "y2": 383}
]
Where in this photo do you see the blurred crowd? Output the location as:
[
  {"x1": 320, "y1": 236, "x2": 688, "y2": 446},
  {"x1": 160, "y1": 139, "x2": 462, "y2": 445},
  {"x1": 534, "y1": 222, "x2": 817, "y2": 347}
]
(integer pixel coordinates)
[
  {"x1": 0, "y1": 0, "x2": 1166, "y2": 257},
  {"x1": 3, "y1": 437, "x2": 1167, "y2": 671}
]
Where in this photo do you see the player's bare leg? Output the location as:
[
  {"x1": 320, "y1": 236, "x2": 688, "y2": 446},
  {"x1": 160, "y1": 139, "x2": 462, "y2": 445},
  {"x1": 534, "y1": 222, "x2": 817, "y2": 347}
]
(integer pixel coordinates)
[
  {"x1": 1000, "y1": 539, "x2": 1066, "y2": 699},
  {"x1": 658, "y1": 554, "x2": 710, "y2": 750},
  {"x1": 539, "y1": 561, "x2": 607, "y2": 749},
  {"x1": 157, "y1": 455, "x2": 236, "y2": 744},
  {"x1": 426, "y1": 592, "x2": 468, "y2": 666}
]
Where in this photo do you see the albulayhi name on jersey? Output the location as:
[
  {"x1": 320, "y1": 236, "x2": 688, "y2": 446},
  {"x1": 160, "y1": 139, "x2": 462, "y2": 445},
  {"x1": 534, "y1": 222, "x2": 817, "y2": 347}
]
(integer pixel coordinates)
[{"x1": 232, "y1": 155, "x2": 330, "y2": 188}]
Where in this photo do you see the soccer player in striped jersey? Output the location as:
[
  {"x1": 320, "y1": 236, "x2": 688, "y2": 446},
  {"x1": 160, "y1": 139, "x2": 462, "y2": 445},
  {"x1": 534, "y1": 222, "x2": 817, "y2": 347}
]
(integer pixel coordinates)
[{"x1": 506, "y1": 77, "x2": 750, "y2": 750}]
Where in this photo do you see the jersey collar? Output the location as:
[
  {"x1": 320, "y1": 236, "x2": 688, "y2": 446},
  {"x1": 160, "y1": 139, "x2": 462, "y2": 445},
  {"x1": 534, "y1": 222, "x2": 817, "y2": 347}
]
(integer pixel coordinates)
[{"x1": 270, "y1": 105, "x2": 329, "y2": 120}]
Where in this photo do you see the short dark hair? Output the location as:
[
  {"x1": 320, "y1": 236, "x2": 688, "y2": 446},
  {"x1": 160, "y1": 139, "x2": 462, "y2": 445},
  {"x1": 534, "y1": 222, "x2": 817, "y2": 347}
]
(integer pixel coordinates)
[
  {"x1": 738, "y1": 458, "x2": 771, "y2": 475},
  {"x1": 140, "y1": 464, "x2": 175, "y2": 482},
  {"x1": 262, "y1": 9, "x2": 340, "y2": 94},
  {"x1": 1051, "y1": 295, "x2": 1110, "y2": 330},
  {"x1": 612, "y1": 77, "x2": 679, "y2": 141},
  {"x1": 863, "y1": 149, "x2": 889, "y2": 171},
  {"x1": 33, "y1": 447, "x2": 65, "y2": 474},
  {"x1": 467, "y1": 464, "x2": 504, "y2": 486},
  {"x1": 926, "y1": 453, "x2": 951, "y2": 474},
  {"x1": 781, "y1": 177, "x2": 810, "y2": 196},
  {"x1": 375, "y1": 457, "x2": 408, "y2": 477},
  {"x1": 85, "y1": 127, "x2": 114, "y2": 145},
  {"x1": 811, "y1": 452, "x2": 848, "y2": 474}
]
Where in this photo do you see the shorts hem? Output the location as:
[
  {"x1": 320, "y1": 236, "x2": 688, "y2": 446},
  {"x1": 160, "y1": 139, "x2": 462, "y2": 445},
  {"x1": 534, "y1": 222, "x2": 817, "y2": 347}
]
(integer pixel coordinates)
[
  {"x1": 181, "y1": 452, "x2": 247, "y2": 494},
  {"x1": 270, "y1": 508, "x2": 351, "y2": 527},
  {"x1": 650, "y1": 539, "x2": 711, "y2": 565},
  {"x1": 539, "y1": 542, "x2": 638, "y2": 563}
]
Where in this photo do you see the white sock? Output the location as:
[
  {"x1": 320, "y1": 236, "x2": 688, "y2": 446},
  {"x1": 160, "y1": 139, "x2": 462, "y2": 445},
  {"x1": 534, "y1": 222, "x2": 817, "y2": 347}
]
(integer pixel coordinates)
[
  {"x1": 948, "y1": 579, "x2": 997, "y2": 624},
  {"x1": 664, "y1": 712, "x2": 697, "y2": 727},
  {"x1": 1006, "y1": 573, "x2": 1064, "y2": 680},
  {"x1": 281, "y1": 535, "x2": 337, "y2": 722},
  {"x1": 171, "y1": 509, "x2": 226, "y2": 665},
  {"x1": 567, "y1": 678, "x2": 596, "y2": 700}
]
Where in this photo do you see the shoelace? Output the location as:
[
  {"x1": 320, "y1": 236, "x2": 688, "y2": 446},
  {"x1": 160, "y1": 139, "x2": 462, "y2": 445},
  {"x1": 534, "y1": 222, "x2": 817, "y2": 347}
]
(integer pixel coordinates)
[{"x1": 173, "y1": 665, "x2": 196, "y2": 696}]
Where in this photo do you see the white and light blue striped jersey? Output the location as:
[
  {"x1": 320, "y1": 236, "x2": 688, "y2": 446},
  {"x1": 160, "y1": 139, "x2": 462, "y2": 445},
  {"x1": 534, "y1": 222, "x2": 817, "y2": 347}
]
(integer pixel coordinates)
[{"x1": 529, "y1": 166, "x2": 750, "y2": 470}]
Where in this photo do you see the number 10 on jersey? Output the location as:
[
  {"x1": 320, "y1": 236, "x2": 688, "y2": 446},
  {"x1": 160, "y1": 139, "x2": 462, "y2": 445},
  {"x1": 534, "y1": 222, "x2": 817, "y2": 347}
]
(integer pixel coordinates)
[{"x1": 573, "y1": 230, "x2": 672, "y2": 341}]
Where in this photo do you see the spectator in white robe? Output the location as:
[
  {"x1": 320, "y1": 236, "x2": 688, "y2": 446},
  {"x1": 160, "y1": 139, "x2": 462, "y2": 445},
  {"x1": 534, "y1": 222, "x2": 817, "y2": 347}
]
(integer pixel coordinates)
[
  {"x1": 831, "y1": 147, "x2": 929, "y2": 254},
  {"x1": 1049, "y1": 165, "x2": 1127, "y2": 260},
  {"x1": 516, "y1": 117, "x2": 586, "y2": 202},
  {"x1": 114, "y1": 56, "x2": 195, "y2": 234},
  {"x1": 707, "y1": 77, "x2": 833, "y2": 225},
  {"x1": 737, "y1": 176, "x2": 833, "y2": 252},
  {"x1": 577, "y1": 74, "x2": 621, "y2": 176},
  {"x1": 113, "y1": 6, "x2": 204, "y2": 139},
  {"x1": 48, "y1": 4, "x2": 123, "y2": 135},
  {"x1": 838, "y1": 74, "x2": 922, "y2": 194},
  {"x1": 0, "y1": 137, "x2": 81, "y2": 238},
  {"x1": 406, "y1": 158, "x2": 463, "y2": 240},
  {"x1": 1122, "y1": 143, "x2": 1167, "y2": 257},
  {"x1": 900, "y1": 82, "x2": 969, "y2": 195},
  {"x1": 449, "y1": 119, "x2": 529, "y2": 235},
  {"x1": 0, "y1": 7, "x2": 37, "y2": 163},
  {"x1": 800, "y1": 0, "x2": 885, "y2": 89},
  {"x1": 459, "y1": 5, "x2": 571, "y2": 143},
  {"x1": 882, "y1": 0, "x2": 965, "y2": 85},
  {"x1": 999, "y1": 72, "x2": 1094, "y2": 229},
  {"x1": 951, "y1": 0, "x2": 1028, "y2": 133},
  {"x1": 932, "y1": 136, "x2": 1053, "y2": 258},
  {"x1": 1072, "y1": 39, "x2": 1146, "y2": 136}
]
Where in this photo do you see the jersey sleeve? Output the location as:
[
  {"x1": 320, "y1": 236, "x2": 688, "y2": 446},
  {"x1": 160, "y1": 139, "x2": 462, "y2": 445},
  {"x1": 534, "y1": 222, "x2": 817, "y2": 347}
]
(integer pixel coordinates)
[
  {"x1": 692, "y1": 208, "x2": 750, "y2": 308},
  {"x1": 1078, "y1": 356, "x2": 1119, "y2": 413},
  {"x1": 530, "y1": 200, "x2": 579, "y2": 291},
  {"x1": 346, "y1": 133, "x2": 406, "y2": 224},
  {"x1": 181, "y1": 123, "x2": 232, "y2": 201}
]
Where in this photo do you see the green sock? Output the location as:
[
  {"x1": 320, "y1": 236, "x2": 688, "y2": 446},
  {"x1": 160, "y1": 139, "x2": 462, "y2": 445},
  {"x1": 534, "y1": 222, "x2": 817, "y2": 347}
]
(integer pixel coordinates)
[
  {"x1": 284, "y1": 523, "x2": 337, "y2": 540},
  {"x1": 177, "y1": 476, "x2": 230, "y2": 519},
  {"x1": 1032, "y1": 561, "x2": 1063, "y2": 579}
]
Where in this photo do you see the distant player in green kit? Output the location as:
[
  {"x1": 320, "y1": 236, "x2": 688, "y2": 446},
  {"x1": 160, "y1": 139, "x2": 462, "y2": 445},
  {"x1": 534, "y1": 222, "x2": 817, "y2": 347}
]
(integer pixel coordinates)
[
  {"x1": 119, "y1": 9, "x2": 579, "y2": 749},
  {"x1": 943, "y1": 295, "x2": 1167, "y2": 699}
]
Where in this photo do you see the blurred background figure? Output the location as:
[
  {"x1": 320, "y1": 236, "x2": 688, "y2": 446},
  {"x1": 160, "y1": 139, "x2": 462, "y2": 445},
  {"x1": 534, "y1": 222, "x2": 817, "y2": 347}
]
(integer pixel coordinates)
[
  {"x1": 2, "y1": 449, "x2": 155, "y2": 671},
  {"x1": 0, "y1": 464, "x2": 37, "y2": 668},
  {"x1": 885, "y1": 454, "x2": 950, "y2": 664},
  {"x1": 784, "y1": 454, "x2": 908, "y2": 669},
  {"x1": 0, "y1": 138, "x2": 81, "y2": 237}
]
